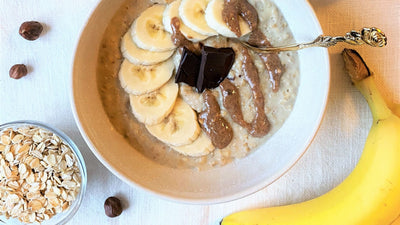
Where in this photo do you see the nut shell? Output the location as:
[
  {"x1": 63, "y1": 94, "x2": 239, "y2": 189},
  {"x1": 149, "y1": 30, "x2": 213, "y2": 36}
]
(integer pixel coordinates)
[
  {"x1": 19, "y1": 21, "x2": 43, "y2": 41},
  {"x1": 9, "y1": 64, "x2": 28, "y2": 79},
  {"x1": 104, "y1": 197, "x2": 123, "y2": 217}
]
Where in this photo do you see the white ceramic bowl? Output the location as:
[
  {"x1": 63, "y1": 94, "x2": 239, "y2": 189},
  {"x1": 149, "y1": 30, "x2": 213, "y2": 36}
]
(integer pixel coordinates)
[{"x1": 71, "y1": 0, "x2": 330, "y2": 204}]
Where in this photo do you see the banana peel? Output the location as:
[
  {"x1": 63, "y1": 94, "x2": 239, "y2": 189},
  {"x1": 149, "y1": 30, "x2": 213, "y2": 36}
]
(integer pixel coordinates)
[{"x1": 220, "y1": 49, "x2": 400, "y2": 225}]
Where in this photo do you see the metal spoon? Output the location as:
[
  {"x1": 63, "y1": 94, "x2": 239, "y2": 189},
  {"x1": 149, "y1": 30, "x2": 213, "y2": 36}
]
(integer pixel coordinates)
[{"x1": 240, "y1": 27, "x2": 387, "y2": 53}]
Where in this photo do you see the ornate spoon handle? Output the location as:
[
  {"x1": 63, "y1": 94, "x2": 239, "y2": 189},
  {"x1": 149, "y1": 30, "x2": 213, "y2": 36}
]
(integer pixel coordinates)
[{"x1": 241, "y1": 27, "x2": 387, "y2": 53}]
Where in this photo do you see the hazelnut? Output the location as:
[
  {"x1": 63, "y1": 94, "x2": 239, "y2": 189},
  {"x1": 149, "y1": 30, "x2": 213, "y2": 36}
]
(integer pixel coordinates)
[
  {"x1": 19, "y1": 21, "x2": 43, "y2": 41},
  {"x1": 104, "y1": 197, "x2": 123, "y2": 218},
  {"x1": 9, "y1": 64, "x2": 28, "y2": 79}
]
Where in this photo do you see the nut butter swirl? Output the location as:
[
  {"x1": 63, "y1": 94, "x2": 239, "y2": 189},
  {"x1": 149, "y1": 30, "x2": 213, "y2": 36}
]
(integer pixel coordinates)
[
  {"x1": 220, "y1": 79, "x2": 251, "y2": 130},
  {"x1": 221, "y1": 48, "x2": 270, "y2": 137},
  {"x1": 221, "y1": 0, "x2": 285, "y2": 92},
  {"x1": 248, "y1": 29, "x2": 285, "y2": 92},
  {"x1": 199, "y1": 90, "x2": 233, "y2": 149},
  {"x1": 170, "y1": 17, "x2": 201, "y2": 54},
  {"x1": 242, "y1": 47, "x2": 270, "y2": 137},
  {"x1": 222, "y1": 0, "x2": 258, "y2": 37}
]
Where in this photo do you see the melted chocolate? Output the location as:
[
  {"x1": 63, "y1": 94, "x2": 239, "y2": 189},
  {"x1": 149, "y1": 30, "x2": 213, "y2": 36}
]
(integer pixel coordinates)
[
  {"x1": 248, "y1": 29, "x2": 284, "y2": 92},
  {"x1": 222, "y1": 0, "x2": 258, "y2": 37},
  {"x1": 198, "y1": 90, "x2": 233, "y2": 149}
]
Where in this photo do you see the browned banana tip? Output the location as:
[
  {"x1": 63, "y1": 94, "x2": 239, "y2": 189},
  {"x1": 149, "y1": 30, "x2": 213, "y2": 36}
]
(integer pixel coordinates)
[{"x1": 342, "y1": 48, "x2": 371, "y2": 83}]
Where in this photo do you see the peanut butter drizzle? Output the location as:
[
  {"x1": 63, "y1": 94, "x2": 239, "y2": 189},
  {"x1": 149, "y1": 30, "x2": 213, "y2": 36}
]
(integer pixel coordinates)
[
  {"x1": 243, "y1": 48, "x2": 271, "y2": 136},
  {"x1": 220, "y1": 79, "x2": 251, "y2": 130},
  {"x1": 248, "y1": 28, "x2": 284, "y2": 92},
  {"x1": 222, "y1": 0, "x2": 258, "y2": 37},
  {"x1": 242, "y1": 47, "x2": 270, "y2": 136},
  {"x1": 221, "y1": 48, "x2": 270, "y2": 137},
  {"x1": 170, "y1": 17, "x2": 200, "y2": 54},
  {"x1": 199, "y1": 90, "x2": 233, "y2": 149}
]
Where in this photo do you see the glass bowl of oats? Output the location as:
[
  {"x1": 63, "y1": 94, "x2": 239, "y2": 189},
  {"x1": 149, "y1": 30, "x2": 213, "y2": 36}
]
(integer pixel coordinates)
[{"x1": 0, "y1": 121, "x2": 87, "y2": 224}]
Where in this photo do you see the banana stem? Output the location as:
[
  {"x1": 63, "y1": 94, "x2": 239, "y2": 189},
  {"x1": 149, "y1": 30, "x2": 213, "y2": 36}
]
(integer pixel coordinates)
[{"x1": 342, "y1": 48, "x2": 392, "y2": 121}]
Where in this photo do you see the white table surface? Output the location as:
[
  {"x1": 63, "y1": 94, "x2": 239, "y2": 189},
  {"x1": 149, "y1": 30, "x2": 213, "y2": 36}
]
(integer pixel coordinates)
[{"x1": 1, "y1": 0, "x2": 399, "y2": 224}]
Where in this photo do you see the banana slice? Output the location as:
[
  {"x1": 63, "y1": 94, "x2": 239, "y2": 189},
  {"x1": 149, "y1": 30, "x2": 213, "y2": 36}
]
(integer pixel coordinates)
[
  {"x1": 129, "y1": 80, "x2": 179, "y2": 125},
  {"x1": 146, "y1": 98, "x2": 201, "y2": 147},
  {"x1": 205, "y1": 0, "x2": 251, "y2": 38},
  {"x1": 179, "y1": 0, "x2": 218, "y2": 36},
  {"x1": 163, "y1": 0, "x2": 209, "y2": 42},
  {"x1": 163, "y1": 0, "x2": 183, "y2": 34},
  {"x1": 121, "y1": 30, "x2": 175, "y2": 65},
  {"x1": 131, "y1": 4, "x2": 176, "y2": 52},
  {"x1": 171, "y1": 131, "x2": 214, "y2": 157},
  {"x1": 119, "y1": 58, "x2": 174, "y2": 95}
]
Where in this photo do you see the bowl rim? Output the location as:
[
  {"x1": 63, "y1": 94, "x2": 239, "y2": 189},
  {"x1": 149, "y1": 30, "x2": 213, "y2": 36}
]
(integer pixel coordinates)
[
  {"x1": 0, "y1": 120, "x2": 88, "y2": 223},
  {"x1": 70, "y1": 0, "x2": 330, "y2": 204}
]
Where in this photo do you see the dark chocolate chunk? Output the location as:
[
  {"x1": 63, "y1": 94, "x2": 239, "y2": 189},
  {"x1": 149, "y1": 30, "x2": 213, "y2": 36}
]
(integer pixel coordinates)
[
  {"x1": 175, "y1": 46, "x2": 235, "y2": 93},
  {"x1": 175, "y1": 47, "x2": 201, "y2": 87},
  {"x1": 197, "y1": 46, "x2": 235, "y2": 92}
]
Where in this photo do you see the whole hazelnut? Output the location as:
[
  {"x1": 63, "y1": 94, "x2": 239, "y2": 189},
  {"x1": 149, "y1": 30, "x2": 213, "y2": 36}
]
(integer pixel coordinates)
[
  {"x1": 19, "y1": 21, "x2": 43, "y2": 41},
  {"x1": 9, "y1": 64, "x2": 28, "y2": 79},
  {"x1": 104, "y1": 197, "x2": 123, "y2": 218}
]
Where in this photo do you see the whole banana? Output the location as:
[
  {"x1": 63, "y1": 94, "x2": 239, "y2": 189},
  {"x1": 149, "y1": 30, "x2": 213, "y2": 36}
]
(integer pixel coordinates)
[{"x1": 220, "y1": 49, "x2": 400, "y2": 225}]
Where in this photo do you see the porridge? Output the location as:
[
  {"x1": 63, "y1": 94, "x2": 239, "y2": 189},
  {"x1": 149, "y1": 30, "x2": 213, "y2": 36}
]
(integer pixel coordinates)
[{"x1": 97, "y1": 0, "x2": 299, "y2": 170}]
